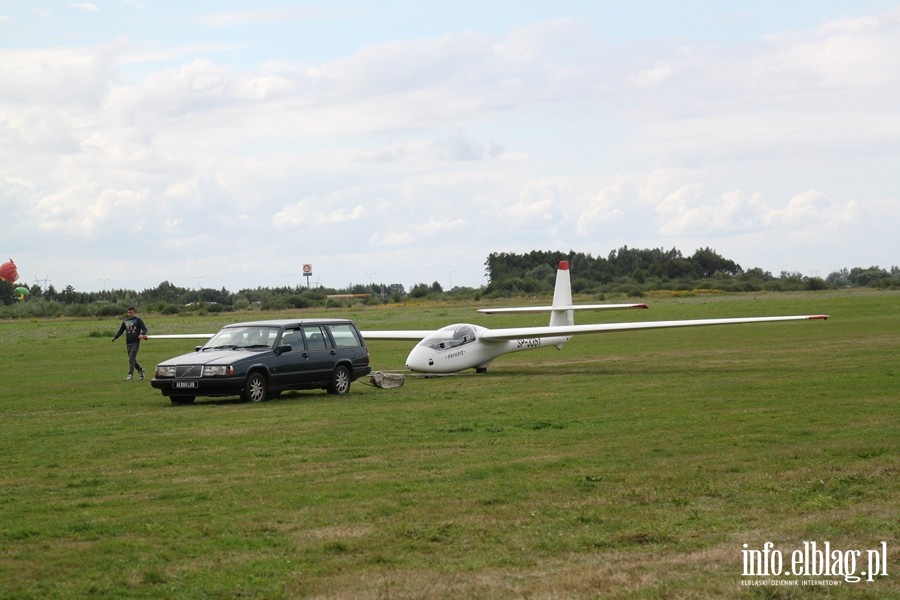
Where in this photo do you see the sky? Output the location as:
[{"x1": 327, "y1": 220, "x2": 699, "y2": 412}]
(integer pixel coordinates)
[{"x1": 1, "y1": 1, "x2": 898, "y2": 293}]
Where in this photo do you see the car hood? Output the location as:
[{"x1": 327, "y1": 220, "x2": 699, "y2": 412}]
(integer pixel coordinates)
[{"x1": 157, "y1": 348, "x2": 271, "y2": 366}]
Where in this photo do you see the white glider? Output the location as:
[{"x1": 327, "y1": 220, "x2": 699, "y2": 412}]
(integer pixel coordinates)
[{"x1": 362, "y1": 261, "x2": 828, "y2": 373}]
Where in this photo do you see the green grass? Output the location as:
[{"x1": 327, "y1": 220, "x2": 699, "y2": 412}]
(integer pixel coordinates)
[{"x1": 1, "y1": 290, "x2": 897, "y2": 599}]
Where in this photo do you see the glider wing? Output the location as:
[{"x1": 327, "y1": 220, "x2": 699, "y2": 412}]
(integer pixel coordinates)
[
  {"x1": 145, "y1": 334, "x2": 216, "y2": 339},
  {"x1": 480, "y1": 315, "x2": 829, "y2": 341},
  {"x1": 360, "y1": 330, "x2": 436, "y2": 341}
]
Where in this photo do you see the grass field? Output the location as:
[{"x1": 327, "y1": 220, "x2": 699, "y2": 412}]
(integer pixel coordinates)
[{"x1": 1, "y1": 289, "x2": 897, "y2": 599}]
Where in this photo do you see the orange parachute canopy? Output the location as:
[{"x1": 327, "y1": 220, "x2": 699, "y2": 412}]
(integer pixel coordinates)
[{"x1": 0, "y1": 258, "x2": 17, "y2": 283}]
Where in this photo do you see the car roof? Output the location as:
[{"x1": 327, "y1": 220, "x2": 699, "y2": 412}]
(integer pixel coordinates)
[{"x1": 221, "y1": 318, "x2": 356, "y2": 329}]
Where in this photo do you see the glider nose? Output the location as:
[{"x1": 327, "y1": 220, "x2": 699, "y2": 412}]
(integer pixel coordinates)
[{"x1": 405, "y1": 345, "x2": 433, "y2": 373}]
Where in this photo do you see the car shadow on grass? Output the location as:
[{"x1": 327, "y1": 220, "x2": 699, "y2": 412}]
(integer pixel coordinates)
[{"x1": 163, "y1": 390, "x2": 347, "y2": 407}]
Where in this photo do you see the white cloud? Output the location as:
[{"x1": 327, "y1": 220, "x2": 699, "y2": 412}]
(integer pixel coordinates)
[
  {"x1": 759, "y1": 9, "x2": 900, "y2": 89},
  {"x1": 653, "y1": 185, "x2": 766, "y2": 237},
  {"x1": 623, "y1": 9, "x2": 900, "y2": 169},
  {"x1": 628, "y1": 48, "x2": 704, "y2": 88},
  {"x1": 369, "y1": 231, "x2": 414, "y2": 246},
  {"x1": 35, "y1": 187, "x2": 149, "y2": 237},
  {"x1": 431, "y1": 130, "x2": 504, "y2": 162},
  {"x1": 369, "y1": 216, "x2": 467, "y2": 247},
  {"x1": 763, "y1": 190, "x2": 861, "y2": 230},
  {"x1": 272, "y1": 197, "x2": 367, "y2": 228},
  {"x1": 164, "y1": 218, "x2": 184, "y2": 234},
  {"x1": 576, "y1": 181, "x2": 628, "y2": 236},
  {"x1": 501, "y1": 181, "x2": 561, "y2": 225},
  {"x1": 201, "y1": 8, "x2": 358, "y2": 27},
  {"x1": 70, "y1": 3, "x2": 100, "y2": 13}
]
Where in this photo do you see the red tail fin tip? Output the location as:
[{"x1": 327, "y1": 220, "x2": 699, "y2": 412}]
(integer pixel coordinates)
[{"x1": 558, "y1": 261, "x2": 569, "y2": 270}]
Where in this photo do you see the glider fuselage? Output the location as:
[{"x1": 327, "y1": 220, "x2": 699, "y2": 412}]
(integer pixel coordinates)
[{"x1": 404, "y1": 324, "x2": 571, "y2": 373}]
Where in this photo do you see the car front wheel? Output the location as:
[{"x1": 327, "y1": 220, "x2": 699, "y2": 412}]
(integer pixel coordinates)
[
  {"x1": 327, "y1": 365, "x2": 351, "y2": 395},
  {"x1": 242, "y1": 372, "x2": 267, "y2": 402}
]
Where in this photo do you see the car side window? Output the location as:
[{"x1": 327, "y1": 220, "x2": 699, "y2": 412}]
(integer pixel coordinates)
[
  {"x1": 280, "y1": 328, "x2": 304, "y2": 351},
  {"x1": 303, "y1": 326, "x2": 331, "y2": 351},
  {"x1": 328, "y1": 324, "x2": 363, "y2": 348}
]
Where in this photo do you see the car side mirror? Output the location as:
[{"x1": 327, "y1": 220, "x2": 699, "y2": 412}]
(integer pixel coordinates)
[{"x1": 275, "y1": 345, "x2": 292, "y2": 355}]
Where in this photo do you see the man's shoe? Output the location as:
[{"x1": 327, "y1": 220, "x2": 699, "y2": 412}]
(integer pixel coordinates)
[
  {"x1": 124, "y1": 374, "x2": 133, "y2": 381},
  {"x1": 139, "y1": 369, "x2": 146, "y2": 380}
]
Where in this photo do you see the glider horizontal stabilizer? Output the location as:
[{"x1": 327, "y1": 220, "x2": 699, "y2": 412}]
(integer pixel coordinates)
[{"x1": 479, "y1": 303, "x2": 648, "y2": 314}]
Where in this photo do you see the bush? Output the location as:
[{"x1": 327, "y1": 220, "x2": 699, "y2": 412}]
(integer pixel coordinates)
[
  {"x1": 95, "y1": 303, "x2": 126, "y2": 317},
  {"x1": 608, "y1": 284, "x2": 645, "y2": 298},
  {"x1": 804, "y1": 277, "x2": 831, "y2": 291},
  {"x1": 160, "y1": 304, "x2": 182, "y2": 315}
]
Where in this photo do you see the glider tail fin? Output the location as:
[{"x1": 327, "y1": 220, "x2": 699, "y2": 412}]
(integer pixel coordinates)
[{"x1": 550, "y1": 260, "x2": 574, "y2": 328}]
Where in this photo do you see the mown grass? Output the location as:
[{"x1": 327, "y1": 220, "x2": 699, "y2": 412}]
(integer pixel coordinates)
[{"x1": 0, "y1": 289, "x2": 897, "y2": 599}]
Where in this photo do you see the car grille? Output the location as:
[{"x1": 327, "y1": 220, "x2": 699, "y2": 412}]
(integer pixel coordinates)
[{"x1": 176, "y1": 365, "x2": 203, "y2": 378}]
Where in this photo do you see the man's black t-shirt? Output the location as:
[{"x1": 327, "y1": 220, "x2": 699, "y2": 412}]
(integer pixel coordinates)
[{"x1": 115, "y1": 317, "x2": 148, "y2": 344}]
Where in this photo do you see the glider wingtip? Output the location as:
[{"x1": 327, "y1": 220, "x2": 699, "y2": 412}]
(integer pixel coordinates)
[
  {"x1": 808, "y1": 314, "x2": 830, "y2": 320},
  {"x1": 635, "y1": 303, "x2": 649, "y2": 309}
]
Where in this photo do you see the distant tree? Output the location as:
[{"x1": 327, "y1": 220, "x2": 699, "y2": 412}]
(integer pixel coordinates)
[
  {"x1": 847, "y1": 266, "x2": 891, "y2": 287},
  {"x1": 0, "y1": 280, "x2": 16, "y2": 305},
  {"x1": 692, "y1": 247, "x2": 741, "y2": 278},
  {"x1": 59, "y1": 285, "x2": 77, "y2": 304},
  {"x1": 742, "y1": 267, "x2": 774, "y2": 282},
  {"x1": 826, "y1": 269, "x2": 850, "y2": 287},
  {"x1": 805, "y1": 277, "x2": 831, "y2": 291},
  {"x1": 409, "y1": 283, "x2": 430, "y2": 298},
  {"x1": 142, "y1": 281, "x2": 187, "y2": 304},
  {"x1": 527, "y1": 263, "x2": 556, "y2": 283}
]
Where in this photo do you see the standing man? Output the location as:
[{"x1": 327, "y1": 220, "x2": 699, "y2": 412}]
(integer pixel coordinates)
[{"x1": 112, "y1": 306, "x2": 148, "y2": 381}]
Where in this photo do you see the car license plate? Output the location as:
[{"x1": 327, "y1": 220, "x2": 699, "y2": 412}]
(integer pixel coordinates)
[{"x1": 174, "y1": 381, "x2": 198, "y2": 389}]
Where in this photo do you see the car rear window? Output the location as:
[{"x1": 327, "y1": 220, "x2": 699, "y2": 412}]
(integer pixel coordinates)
[{"x1": 328, "y1": 324, "x2": 363, "y2": 348}]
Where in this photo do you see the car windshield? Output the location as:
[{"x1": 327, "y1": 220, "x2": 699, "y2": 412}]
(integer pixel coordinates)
[
  {"x1": 204, "y1": 326, "x2": 279, "y2": 350},
  {"x1": 423, "y1": 325, "x2": 476, "y2": 351}
]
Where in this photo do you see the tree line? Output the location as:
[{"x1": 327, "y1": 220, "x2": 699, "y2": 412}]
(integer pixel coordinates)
[
  {"x1": 482, "y1": 247, "x2": 898, "y2": 296},
  {"x1": 0, "y1": 278, "x2": 460, "y2": 317},
  {"x1": 1, "y1": 246, "x2": 897, "y2": 317}
]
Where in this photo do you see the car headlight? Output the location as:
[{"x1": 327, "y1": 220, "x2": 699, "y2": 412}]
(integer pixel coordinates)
[
  {"x1": 156, "y1": 365, "x2": 177, "y2": 377},
  {"x1": 203, "y1": 365, "x2": 234, "y2": 377}
]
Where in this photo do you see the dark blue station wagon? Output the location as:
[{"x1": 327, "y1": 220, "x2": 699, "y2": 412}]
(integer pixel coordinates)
[{"x1": 151, "y1": 318, "x2": 371, "y2": 404}]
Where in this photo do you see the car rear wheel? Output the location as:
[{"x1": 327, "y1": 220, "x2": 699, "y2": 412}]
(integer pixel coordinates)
[
  {"x1": 242, "y1": 372, "x2": 267, "y2": 402},
  {"x1": 170, "y1": 396, "x2": 195, "y2": 405},
  {"x1": 327, "y1": 365, "x2": 351, "y2": 395}
]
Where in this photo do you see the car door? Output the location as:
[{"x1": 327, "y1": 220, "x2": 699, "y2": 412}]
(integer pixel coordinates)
[
  {"x1": 300, "y1": 325, "x2": 337, "y2": 385},
  {"x1": 326, "y1": 323, "x2": 366, "y2": 374},
  {"x1": 272, "y1": 327, "x2": 307, "y2": 388}
]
